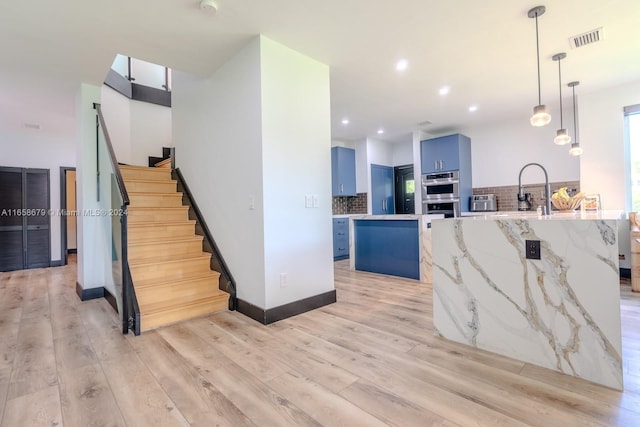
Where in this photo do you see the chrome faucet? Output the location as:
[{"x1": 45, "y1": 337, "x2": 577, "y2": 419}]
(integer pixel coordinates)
[{"x1": 518, "y1": 163, "x2": 552, "y2": 215}]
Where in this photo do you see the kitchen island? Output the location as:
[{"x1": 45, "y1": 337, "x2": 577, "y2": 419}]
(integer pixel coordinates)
[
  {"x1": 432, "y1": 211, "x2": 625, "y2": 389},
  {"x1": 349, "y1": 214, "x2": 443, "y2": 282}
]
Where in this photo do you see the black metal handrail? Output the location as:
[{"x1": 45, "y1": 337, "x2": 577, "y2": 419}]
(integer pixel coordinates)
[
  {"x1": 173, "y1": 168, "x2": 237, "y2": 310},
  {"x1": 94, "y1": 103, "x2": 139, "y2": 335}
]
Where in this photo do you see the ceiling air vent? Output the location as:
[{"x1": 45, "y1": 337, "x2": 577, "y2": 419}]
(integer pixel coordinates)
[{"x1": 569, "y1": 27, "x2": 604, "y2": 49}]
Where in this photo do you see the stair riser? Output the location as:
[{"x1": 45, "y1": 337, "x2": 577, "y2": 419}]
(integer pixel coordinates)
[
  {"x1": 125, "y1": 181, "x2": 177, "y2": 194},
  {"x1": 128, "y1": 193, "x2": 183, "y2": 208},
  {"x1": 140, "y1": 295, "x2": 229, "y2": 331},
  {"x1": 136, "y1": 278, "x2": 219, "y2": 306},
  {"x1": 128, "y1": 240, "x2": 204, "y2": 262},
  {"x1": 130, "y1": 257, "x2": 211, "y2": 282},
  {"x1": 128, "y1": 223, "x2": 195, "y2": 241},
  {"x1": 121, "y1": 168, "x2": 172, "y2": 181},
  {"x1": 127, "y1": 208, "x2": 189, "y2": 223}
]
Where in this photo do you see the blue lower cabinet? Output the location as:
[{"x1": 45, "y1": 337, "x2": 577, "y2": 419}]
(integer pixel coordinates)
[
  {"x1": 354, "y1": 220, "x2": 419, "y2": 280},
  {"x1": 333, "y1": 218, "x2": 350, "y2": 260}
]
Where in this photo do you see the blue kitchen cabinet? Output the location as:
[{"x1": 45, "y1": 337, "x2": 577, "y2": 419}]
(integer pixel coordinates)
[
  {"x1": 421, "y1": 134, "x2": 470, "y2": 173},
  {"x1": 354, "y1": 219, "x2": 419, "y2": 280},
  {"x1": 331, "y1": 147, "x2": 356, "y2": 196},
  {"x1": 420, "y1": 133, "x2": 472, "y2": 213},
  {"x1": 371, "y1": 164, "x2": 394, "y2": 215},
  {"x1": 332, "y1": 217, "x2": 350, "y2": 260}
]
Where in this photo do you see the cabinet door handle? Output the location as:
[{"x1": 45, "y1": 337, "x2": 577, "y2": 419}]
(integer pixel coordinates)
[
  {"x1": 434, "y1": 160, "x2": 438, "y2": 171},
  {"x1": 439, "y1": 160, "x2": 443, "y2": 170},
  {"x1": 340, "y1": 183, "x2": 344, "y2": 193}
]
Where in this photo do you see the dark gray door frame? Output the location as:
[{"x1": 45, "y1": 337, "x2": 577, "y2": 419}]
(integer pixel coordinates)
[{"x1": 60, "y1": 166, "x2": 76, "y2": 266}]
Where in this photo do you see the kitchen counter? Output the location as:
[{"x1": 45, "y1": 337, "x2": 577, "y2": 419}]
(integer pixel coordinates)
[
  {"x1": 460, "y1": 210, "x2": 625, "y2": 220},
  {"x1": 432, "y1": 213, "x2": 624, "y2": 389},
  {"x1": 349, "y1": 214, "x2": 443, "y2": 282}
]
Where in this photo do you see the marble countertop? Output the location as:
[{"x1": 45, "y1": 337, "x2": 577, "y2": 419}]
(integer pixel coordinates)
[
  {"x1": 456, "y1": 210, "x2": 626, "y2": 221},
  {"x1": 350, "y1": 214, "x2": 445, "y2": 221}
]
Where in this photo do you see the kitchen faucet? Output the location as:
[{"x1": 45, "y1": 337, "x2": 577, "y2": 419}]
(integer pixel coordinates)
[{"x1": 518, "y1": 163, "x2": 552, "y2": 215}]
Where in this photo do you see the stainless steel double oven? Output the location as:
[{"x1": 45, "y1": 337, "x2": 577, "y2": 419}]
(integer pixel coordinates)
[{"x1": 421, "y1": 171, "x2": 460, "y2": 218}]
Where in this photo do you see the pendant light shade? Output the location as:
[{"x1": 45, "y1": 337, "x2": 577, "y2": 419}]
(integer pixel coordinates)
[
  {"x1": 555, "y1": 129, "x2": 571, "y2": 145},
  {"x1": 568, "y1": 81, "x2": 582, "y2": 156},
  {"x1": 528, "y1": 6, "x2": 551, "y2": 127},
  {"x1": 569, "y1": 142, "x2": 583, "y2": 156},
  {"x1": 552, "y1": 52, "x2": 571, "y2": 145},
  {"x1": 531, "y1": 105, "x2": 551, "y2": 126}
]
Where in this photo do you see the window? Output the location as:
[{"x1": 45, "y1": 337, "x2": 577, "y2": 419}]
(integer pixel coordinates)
[
  {"x1": 405, "y1": 179, "x2": 415, "y2": 194},
  {"x1": 626, "y1": 105, "x2": 640, "y2": 211}
]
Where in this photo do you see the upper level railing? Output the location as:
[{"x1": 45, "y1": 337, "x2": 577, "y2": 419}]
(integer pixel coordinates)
[
  {"x1": 94, "y1": 103, "x2": 140, "y2": 335},
  {"x1": 111, "y1": 54, "x2": 171, "y2": 92}
]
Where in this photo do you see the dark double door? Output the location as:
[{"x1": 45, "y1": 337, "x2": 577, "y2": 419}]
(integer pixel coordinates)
[{"x1": 0, "y1": 167, "x2": 50, "y2": 272}]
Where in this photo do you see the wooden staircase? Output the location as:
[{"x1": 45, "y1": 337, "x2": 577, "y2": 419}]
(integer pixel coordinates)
[{"x1": 120, "y1": 165, "x2": 228, "y2": 332}]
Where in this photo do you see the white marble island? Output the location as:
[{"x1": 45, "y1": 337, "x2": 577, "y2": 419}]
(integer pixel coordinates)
[{"x1": 432, "y1": 211, "x2": 625, "y2": 390}]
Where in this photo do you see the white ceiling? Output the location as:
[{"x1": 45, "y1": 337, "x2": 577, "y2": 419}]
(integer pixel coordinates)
[{"x1": 1, "y1": 0, "x2": 639, "y2": 142}]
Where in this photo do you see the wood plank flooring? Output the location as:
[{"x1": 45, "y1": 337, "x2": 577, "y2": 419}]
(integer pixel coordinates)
[{"x1": 1, "y1": 257, "x2": 640, "y2": 426}]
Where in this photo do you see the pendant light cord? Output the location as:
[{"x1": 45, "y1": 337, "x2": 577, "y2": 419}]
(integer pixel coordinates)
[
  {"x1": 535, "y1": 13, "x2": 542, "y2": 105},
  {"x1": 572, "y1": 85, "x2": 577, "y2": 141},
  {"x1": 558, "y1": 59, "x2": 563, "y2": 127}
]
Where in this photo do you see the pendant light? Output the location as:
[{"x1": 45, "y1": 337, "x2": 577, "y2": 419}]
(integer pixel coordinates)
[
  {"x1": 528, "y1": 6, "x2": 551, "y2": 126},
  {"x1": 552, "y1": 53, "x2": 571, "y2": 145},
  {"x1": 568, "y1": 81, "x2": 583, "y2": 156}
]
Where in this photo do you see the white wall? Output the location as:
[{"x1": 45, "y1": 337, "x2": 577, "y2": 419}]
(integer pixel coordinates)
[
  {"x1": 0, "y1": 114, "x2": 76, "y2": 263},
  {"x1": 580, "y1": 80, "x2": 640, "y2": 211},
  {"x1": 355, "y1": 138, "x2": 368, "y2": 193},
  {"x1": 260, "y1": 36, "x2": 334, "y2": 308},
  {"x1": 172, "y1": 38, "x2": 266, "y2": 308},
  {"x1": 100, "y1": 85, "x2": 171, "y2": 166},
  {"x1": 173, "y1": 36, "x2": 334, "y2": 310},
  {"x1": 75, "y1": 83, "x2": 108, "y2": 291},
  {"x1": 392, "y1": 140, "x2": 413, "y2": 166},
  {"x1": 580, "y1": 79, "x2": 640, "y2": 269},
  {"x1": 130, "y1": 100, "x2": 172, "y2": 165},
  {"x1": 461, "y1": 115, "x2": 580, "y2": 188},
  {"x1": 100, "y1": 85, "x2": 131, "y2": 164}
]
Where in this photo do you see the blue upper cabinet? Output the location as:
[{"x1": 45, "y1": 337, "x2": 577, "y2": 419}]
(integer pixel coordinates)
[
  {"x1": 371, "y1": 164, "x2": 394, "y2": 214},
  {"x1": 331, "y1": 147, "x2": 356, "y2": 196},
  {"x1": 421, "y1": 134, "x2": 470, "y2": 173},
  {"x1": 421, "y1": 134, "x2": 472, "y2": 212}
]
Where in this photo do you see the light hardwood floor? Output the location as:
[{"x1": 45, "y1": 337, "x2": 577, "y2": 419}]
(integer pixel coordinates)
[{"x1": 1, "y1": 257, "x2": 640, "y2": 426}]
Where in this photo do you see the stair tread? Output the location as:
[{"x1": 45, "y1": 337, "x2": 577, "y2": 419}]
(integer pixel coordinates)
[
  {"x1": 140, "y1": 293, "x2": 228, "y2": 314},
  {"x1": 128, "y1": 219, "x2": 195, "y2": 227},
  {"x1": 128, "y1": 206, "x2": 188, "y2": 211},
  {"x1": 129, "y1": 252, "x2": 211, "y2": 267},
  {"x1": 122, "y1": 178, "x2": 175, "y2": 183},
  {"x1": 129, "y1": 251, "x2": 208, "y2": 263},
  {"x1": 129, "y1": 191, "x2": 182, "y2": 195},
  {"x1": 128, "y1": 235, "x2": 203, "y2": 246},
  {"x1": 134, "y1": 271, "x2": 221, "y2": 288},
  {"x1": 120, "y1": 165, "x2": 167, "y2": 170}
]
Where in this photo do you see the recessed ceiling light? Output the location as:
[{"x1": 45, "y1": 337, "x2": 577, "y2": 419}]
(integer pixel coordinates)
[
  {"x1": 377, "y1": 129, "x2": 384, "y2": 134},
  {"x1": 468, "y1": 105, "x2": 478, "y2": 112},
  {"x1": 439, "y1": 86, "x2": 450, "y2": 96},
  {"x1": 341, "y1": 118, "x2": 349, "y2": 125},
  {"x1": 395, "y1": 59, "x2": 408, "y2": 72},
  {"x1": 199, "y1": 0, "x2": 218, "y2": 14}
]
